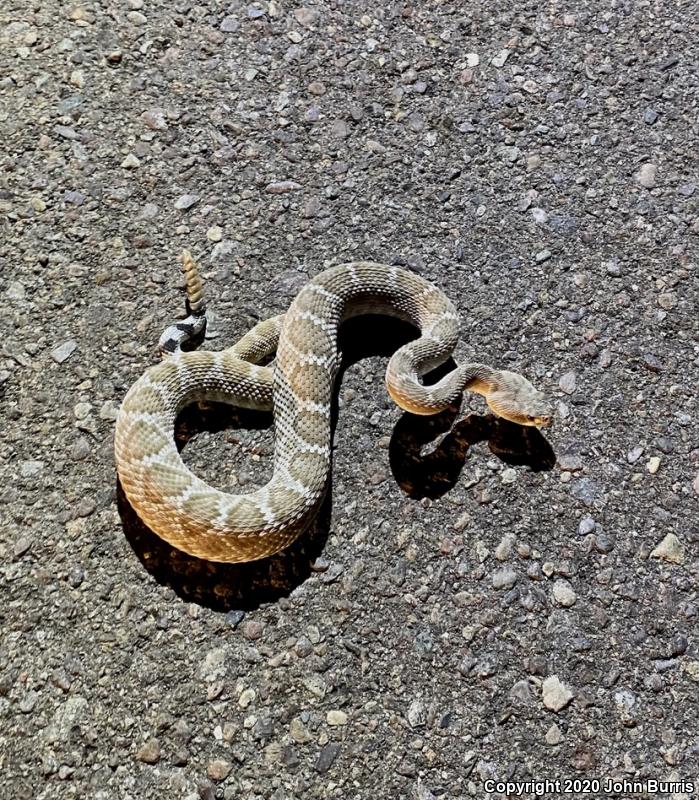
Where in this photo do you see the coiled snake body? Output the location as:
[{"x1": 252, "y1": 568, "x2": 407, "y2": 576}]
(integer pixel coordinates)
[{"x1": 115, "y1": 260, "x2": 551, "y2": 563}]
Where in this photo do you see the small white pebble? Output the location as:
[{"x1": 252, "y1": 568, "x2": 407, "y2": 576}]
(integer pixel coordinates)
[
  {"x1": 121, "y1": 153, "x2": 140, "y2": 169},
  {"x1": 20, "y1": 460, "x2": 45, "y2": 478},
  {"x1": 501, "y1": 468, "x2": 517, "y2": 484},
  {"x1": 127, "y1": 10, "x2": 147, "y2": 25},
  {"x1": 552, "y1": 579, "x2": 577, "y2": 607},
  {"x1": 636, "y1": 163, "x2": 657, "y2": 189},
  {"x1": 491, "y1": 49, "x2": 510, "y2": 67},
  {"x1": 494, "y1": 534, "x2": 514, "y2": 561},
  {"x1": 647, "y1": 456, "x2": 661, "y2": 474},
  {"x1": 542, "y1": 675, "x2": 574, "y2": 712},
  {"x1": 492, "y1": 568, "x2": 518, "y2": 590},
  {"x1": 99, "y1": 400, "x2": 119, "y2": 422},
  {"x1": 238, "y1": 688, "x2": 255, "y2": 708},
  {"x1": 51, "y1": 340, "x2": 77, "y2": 363},
  {"x1": 73, "y1": 402, "x2": 91, "y2": 420},
  {"x1": 559, "y1": 371, "x2": 577, "y2": 394},
  {"x1": 546, "y1": 722, "x2": 564, "y2": 744}
]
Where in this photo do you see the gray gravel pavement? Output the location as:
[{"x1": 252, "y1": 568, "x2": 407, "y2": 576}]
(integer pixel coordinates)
[{"x1": 1, "y1": 1, "x2": 698, "y2": 798}]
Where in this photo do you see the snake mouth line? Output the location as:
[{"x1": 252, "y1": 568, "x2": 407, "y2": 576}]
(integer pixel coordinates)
[{"x1": 485, "y1": 396, "x2": 553, "y2": 429}]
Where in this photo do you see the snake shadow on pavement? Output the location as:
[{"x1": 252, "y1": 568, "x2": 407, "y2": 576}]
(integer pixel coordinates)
[
  {"x1": 389, "y1": 406, "x2": 556, "y2": 500},
  {"x1": 118, "y1": 315, "x2": 555, "y2": 611}
]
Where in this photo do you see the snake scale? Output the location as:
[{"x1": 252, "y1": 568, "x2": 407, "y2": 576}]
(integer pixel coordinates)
[{"x1": 115, "y1": 257, "x2": 551, "y2": 563}]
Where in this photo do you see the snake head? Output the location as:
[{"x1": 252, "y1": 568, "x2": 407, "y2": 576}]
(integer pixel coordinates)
[{"x1": 486, "y1": 371, "x2": 553, "y2": 428}]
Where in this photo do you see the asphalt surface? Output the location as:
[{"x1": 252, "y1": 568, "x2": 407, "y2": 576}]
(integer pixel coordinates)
[{"x1": 1, "y1": 1, "x2": 697, "y2": 798}]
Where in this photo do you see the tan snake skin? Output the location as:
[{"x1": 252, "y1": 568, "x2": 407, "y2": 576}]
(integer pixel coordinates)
[{"x1": 115, "y1": 262, "x2": 551, "y2": 563}]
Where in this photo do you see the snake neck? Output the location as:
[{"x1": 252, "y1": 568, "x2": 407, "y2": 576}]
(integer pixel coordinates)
[{"x1": 461, "y1": 364, "x2": 500, "y2": 397}]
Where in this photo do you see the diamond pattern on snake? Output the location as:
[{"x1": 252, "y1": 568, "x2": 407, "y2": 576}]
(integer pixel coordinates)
[{"x1": 115, "y1": 252, "x2": 552, "y2": 563}]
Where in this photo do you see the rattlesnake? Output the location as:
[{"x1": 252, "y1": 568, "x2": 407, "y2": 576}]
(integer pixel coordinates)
[{"x1": 115, "y1": 256, "x2": 551, "y2": 563}]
